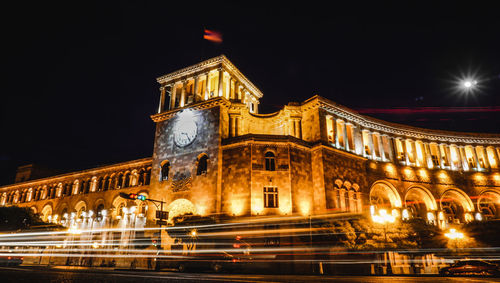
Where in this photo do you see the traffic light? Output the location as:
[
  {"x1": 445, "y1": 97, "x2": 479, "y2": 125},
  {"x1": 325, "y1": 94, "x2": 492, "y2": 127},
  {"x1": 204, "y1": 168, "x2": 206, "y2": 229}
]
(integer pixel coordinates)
[{"x1": 119, "y1": 192, "x2": 147, "y2": 201}]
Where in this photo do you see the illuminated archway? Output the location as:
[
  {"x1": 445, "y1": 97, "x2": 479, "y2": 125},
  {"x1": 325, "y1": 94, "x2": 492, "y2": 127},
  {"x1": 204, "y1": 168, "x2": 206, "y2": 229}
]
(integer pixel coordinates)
[
  {"x1": 440, "y1": 189, "x2": 474, "y2": 224},
  {"x1": 369, "y1": 181, "x2": 402, "y2": 209},
  {"x1": 167, "y1": 198, "x2": 196, "y2": 222},
  {"x1": 478, "y1": 190, "x2": 500, "y2": 219},
  {"x1": 74, "y1": 200, "x2": 87, "y2": 218},
  {"x1": 41, "y1": 204, "x2": 53, "y2": 222},
  {"x1": 405, "y1": 186, "x2": 437, "y2": 219}
]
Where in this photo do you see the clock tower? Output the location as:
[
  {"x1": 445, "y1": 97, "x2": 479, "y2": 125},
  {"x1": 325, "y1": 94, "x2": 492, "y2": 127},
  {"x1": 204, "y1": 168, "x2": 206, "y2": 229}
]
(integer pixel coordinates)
[{"x1": 149, "y1": 55, "x2": 263, "y2": 216}]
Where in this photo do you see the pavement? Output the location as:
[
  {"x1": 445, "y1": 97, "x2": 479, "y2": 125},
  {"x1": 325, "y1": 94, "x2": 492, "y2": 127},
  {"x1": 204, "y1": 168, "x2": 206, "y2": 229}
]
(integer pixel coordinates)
[{"x1": 0, "y1": 265, "x2": 499, "y2": 283}]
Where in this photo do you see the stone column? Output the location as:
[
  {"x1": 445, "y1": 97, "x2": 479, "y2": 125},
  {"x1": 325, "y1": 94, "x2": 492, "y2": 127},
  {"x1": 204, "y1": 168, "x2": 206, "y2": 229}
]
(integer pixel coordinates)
[
  {"x1": 217, "y1": 68, "x2": 224, "y2": 97},
  {"x1": 170, "y1": 82, "x2": 177, "y2": 109},
  {"x1": 293, "y1": 119, "x2": 299, "y2": 138},
  {"x1": 229, "y1": 115, "x2": 236, "y2": 137},
  {"x1": 193, "y1": 76, "x2": 199, "y2": 103},
  {"x1": 180, "y1": 80, "x2": 186, "y2": 107},
  {"x1": 334, "y1": 119, "x2": 339, "y2": 148},
  {"x1": 235, "y1": 116, "x2": 240, "y2": 136},
  {"x1": 205, "y1": 72, "x2": 211, "y2": 99},
  {"x1": 227, "y1": 77, "x2": 233, "y2": 99},
  {"x1": 343, "y1": 123, "x2": 350, "y2": 151},
  {"x1": 339, "y1": 189, "x2": 346, "y2": 211},
  {"x1": 158, "y1": 86, "x2": 165, "y2": 113}
]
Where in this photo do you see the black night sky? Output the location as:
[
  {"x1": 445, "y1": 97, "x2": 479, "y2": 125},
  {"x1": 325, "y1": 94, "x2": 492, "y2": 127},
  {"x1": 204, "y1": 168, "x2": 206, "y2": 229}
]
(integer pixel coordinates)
[{"x1": 1, "y1": 2, "x2": 500, "y2": 185}]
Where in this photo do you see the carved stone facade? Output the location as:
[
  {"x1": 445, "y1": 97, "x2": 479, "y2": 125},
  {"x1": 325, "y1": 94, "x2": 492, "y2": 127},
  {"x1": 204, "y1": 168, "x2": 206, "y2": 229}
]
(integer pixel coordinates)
[{"x1": 2, "y1": 55, "x2": 500, "y2": 231}]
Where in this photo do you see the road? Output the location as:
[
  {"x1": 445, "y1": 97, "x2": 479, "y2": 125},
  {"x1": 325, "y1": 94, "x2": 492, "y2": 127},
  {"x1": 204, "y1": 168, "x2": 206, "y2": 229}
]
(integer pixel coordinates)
[{"x1": 1, "y1": 266, "x2": 499, "y2": 283}]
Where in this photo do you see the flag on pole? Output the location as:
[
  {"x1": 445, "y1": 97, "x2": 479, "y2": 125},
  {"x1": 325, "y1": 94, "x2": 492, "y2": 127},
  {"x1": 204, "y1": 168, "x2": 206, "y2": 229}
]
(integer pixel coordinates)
[{"x1": 203, "y1": 29, "x2": 223, "y2": 43}]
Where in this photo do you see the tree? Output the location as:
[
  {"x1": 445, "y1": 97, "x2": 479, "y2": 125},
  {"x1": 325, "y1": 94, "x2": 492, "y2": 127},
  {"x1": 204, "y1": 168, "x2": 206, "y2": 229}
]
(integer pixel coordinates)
[
  {"x1": 317, "y1": 215, "x2": 445, "y2": 251},
  {"x1": 0, "y1": 206, "x2": 46, "y2": 231}
]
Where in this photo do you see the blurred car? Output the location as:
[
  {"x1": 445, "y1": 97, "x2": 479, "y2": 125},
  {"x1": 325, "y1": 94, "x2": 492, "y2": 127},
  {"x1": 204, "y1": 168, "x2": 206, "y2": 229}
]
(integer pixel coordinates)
[
  {"x1": 440, "y1": 260, "x2": 499, "y2": 276},
  {"x1": 155, "y1": 251, "x2": 239, "y2": 272},
  {"x1": 0, "y1": 256, "x2": 23, "y2": 266}
]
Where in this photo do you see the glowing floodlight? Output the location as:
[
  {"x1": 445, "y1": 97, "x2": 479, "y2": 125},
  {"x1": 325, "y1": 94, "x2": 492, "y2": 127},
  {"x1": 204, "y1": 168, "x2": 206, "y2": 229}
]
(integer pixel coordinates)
[{"x1": 444, "y1": 228, "x2": 464, "y2": 240}]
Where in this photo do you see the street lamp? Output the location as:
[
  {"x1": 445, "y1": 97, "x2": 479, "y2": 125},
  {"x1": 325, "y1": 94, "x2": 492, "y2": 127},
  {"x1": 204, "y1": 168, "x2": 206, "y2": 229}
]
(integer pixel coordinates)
[
  {"x1": 372, "y1": 209, "x2": 396, "y2": 275},
  {"x1": 445, "y1": 228, "x2": 464, "y2": 254},
  {"x1": 444, "y1": 228, "x2": 464, "y2": 240}
]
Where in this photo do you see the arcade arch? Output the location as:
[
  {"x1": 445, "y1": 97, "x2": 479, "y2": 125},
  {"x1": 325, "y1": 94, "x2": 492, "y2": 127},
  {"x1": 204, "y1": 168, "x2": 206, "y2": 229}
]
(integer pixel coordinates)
[
  {"x1": 404, "y1": 186, "x2": 437, "y2": 219},
  {"x1": 440, "y1": 189, "x2": 474, "y2": 224},
  {"x1": 40, "y1": 204, "x2": 53, "y2": 222},
  {"x1": 369, "y1": 181, "x2": 402, "y2": 210},
  {"x1": 477, "y1": 190, "x2": 500, "y2": 219}
]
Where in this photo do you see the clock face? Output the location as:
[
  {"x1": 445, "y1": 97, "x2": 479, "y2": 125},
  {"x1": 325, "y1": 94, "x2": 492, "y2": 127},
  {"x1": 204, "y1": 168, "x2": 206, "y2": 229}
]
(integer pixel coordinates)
[{"x1": 173, "y1": 117, "x2": 197, "y2": 147}]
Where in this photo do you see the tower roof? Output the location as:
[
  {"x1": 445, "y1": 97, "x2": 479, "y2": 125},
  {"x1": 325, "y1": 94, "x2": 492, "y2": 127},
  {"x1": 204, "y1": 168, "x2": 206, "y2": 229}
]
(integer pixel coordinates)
[{"x1": 156, "y1": 55, "x2": 263, "y2": 98}]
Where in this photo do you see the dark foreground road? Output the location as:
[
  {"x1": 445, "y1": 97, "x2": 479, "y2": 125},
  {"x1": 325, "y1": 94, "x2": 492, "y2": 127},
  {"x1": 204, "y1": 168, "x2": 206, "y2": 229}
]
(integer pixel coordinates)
[{"x1": 1, "y1": 266, "x2": 499, "y2": 283}]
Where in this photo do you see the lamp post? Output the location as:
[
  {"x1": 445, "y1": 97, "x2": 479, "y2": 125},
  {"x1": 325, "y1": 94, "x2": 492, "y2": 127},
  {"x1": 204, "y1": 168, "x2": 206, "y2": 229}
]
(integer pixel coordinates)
[
  {"x1": 444, "y1": 228, "x2": 464, "y2": 254},
  {"x1": 372, "y1": 209, "x2": 396, "y2": 275}
]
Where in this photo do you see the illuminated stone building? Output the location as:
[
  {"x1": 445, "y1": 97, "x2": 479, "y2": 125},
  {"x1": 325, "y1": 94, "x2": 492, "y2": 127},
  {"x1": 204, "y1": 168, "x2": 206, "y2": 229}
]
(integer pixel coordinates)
[{"x1": 2, "y1": 55, "x2": 500, "y2": 234}]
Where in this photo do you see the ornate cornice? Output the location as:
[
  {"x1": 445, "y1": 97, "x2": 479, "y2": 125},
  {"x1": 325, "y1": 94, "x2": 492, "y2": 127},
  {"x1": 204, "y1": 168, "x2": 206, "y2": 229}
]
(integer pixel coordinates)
[
  {"x1": 151, "y1": 97, "x2": 231, "y2": 122},
  {"x1": 0, "y1": 158, "x2": 152, "y2": 192},
  {"x1": 312, "y1": 96, "x2": 500, "y2": 145}
]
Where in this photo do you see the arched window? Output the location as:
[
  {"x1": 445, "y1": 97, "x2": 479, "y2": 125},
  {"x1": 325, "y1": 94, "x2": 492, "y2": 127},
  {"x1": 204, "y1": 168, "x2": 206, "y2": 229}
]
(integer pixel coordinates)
[
  {"x1": 117, "y1": 173, "x2": 124, "y2": 189},
  {"x1": 97, "y1": 177, "x2": 103, "y2": 191},
  {"x1": 138, "y1": 169, "x2": 145, "y2": 185},
  {"x1": 123, "y1": 172, "x2": 130, "y2": 188},
  {"x1": 160, "y1": 161, "x2": 170, "y2": 181},
  {"x1": 197, "y1": 154, "x2": 208, "y2": 175},
  {"x1": 103, "y1": 176, "x2": 110, "y2": 191},
  {"x1": 265, "y1": 152, "x2": 276, "y2": 171},
  {"x1": 145, "y1": 167, "x2": 151, "y2": 185}
]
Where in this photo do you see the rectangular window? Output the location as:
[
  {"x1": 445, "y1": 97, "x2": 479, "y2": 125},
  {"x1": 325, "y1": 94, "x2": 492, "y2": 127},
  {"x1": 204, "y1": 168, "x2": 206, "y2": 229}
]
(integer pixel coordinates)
[
  {"x1": 264, "y1": 187, "x2": 278, "y2": 208},
  {"x1": 382, "y1": 136, "x2": 391, "y2": 160},
  {"x1": 465, "y1": 146, "x2": 476, "y2": 169},
  {"x1": 405, "y1": 140, "x2": 415, "y2": 163},
  {"x1": 430, "y1": 143, "x2": 440, "y2": 167},
  {"x1": 362, "y1": 131, "x2": 372, "y2": 156},
  {"x1": 415, "y1": 141, "x2": 425, "y2": 167},
  {"x1": 395, "y1": 139, "x2": 405, "y2": 161},
  {"x1": 487, "y1": 147, "x2": 498, "y2": 169}
]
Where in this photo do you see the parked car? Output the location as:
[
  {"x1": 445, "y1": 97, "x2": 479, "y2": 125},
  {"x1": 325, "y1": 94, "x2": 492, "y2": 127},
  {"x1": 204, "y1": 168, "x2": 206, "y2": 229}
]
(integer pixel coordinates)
[
  {"x1": 0, "y1": 256, "x2": 23, "y2": 266},
  {"x1": 440, "y1": 260, "x2": 499, "y2": 276}
]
